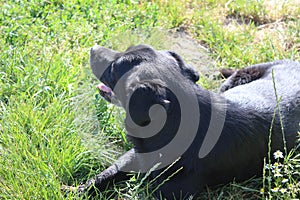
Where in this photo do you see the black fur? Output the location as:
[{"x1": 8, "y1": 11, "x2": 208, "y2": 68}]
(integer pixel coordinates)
[{"x1": 82, "y1": 44, "x2": 300, "y2": 199}]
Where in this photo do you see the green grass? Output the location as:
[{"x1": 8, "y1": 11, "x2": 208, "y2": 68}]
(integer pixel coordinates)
[{"x1": 0, "y1": 0, "x2": 299, "y2": 199}]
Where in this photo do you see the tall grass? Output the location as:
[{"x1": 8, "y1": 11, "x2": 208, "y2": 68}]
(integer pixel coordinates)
[{"x1": 1, "y1": 0, "x2": 299, "y2": 199}]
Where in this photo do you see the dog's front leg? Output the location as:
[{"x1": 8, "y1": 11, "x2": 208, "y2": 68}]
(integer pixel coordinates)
[{"x1": 78, "y1": 148, "x2": 137, "y2": 197}]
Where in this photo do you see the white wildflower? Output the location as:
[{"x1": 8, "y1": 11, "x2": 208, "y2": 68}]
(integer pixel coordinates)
[
  {"x1": 265, "y1": 164, "x2": 271, "y2": 169},
  {"x1": 279, "y1": 188, "x2": 287, "y2": 194},
  {"x1": 273, "y1": 150, "x2": 284, "y2": 159},
  {"x1": 282, "y1": 178, "x2": 289, "y2": 183},
  {"x1": 272, "y1": 162, "x2": 282, "y2": 168},
  {"x1": 274, "y1": 172, "x2": 283, "y2": 177},
  {"x1": 260, "y1": 188, "x2": 264, "y2": 194},
  {"x1": 271, "y1": 187, "x2": 279, "y2": 192}
]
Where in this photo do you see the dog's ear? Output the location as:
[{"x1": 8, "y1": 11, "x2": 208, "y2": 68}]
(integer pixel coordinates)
[
  {"x1": 168, "y1": 51, "x2": 199, "y2": 83},
  {"x1": 127, "y1": 81, "x2": 171, "y2": 127}
]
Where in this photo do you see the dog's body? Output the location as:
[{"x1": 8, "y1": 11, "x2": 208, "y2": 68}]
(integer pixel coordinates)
[{"x1": 81, "y1": 45, "x2": 300, "y2": 199}]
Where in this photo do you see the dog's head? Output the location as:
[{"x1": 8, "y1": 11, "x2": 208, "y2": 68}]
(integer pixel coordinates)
[{"x1": 90, "y1": 44, "x2": 199, "y2": 128}]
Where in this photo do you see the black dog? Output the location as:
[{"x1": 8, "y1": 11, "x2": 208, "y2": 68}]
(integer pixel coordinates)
[{"x1": 80, "y1": 44, "x2": 299, "y2": 199}]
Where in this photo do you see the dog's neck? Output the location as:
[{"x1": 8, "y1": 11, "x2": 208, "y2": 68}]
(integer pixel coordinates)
[{"x1": 126, "y1": 85, "x2": 212, "y2": 153}]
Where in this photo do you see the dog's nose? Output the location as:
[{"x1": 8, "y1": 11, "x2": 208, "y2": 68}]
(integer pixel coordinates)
[
  {"x1": 90, "y1": 45, "x2": 119, "y2": 80},
  {"x1": 90, "y1": 44, "x2": 100, "y2": 57}
]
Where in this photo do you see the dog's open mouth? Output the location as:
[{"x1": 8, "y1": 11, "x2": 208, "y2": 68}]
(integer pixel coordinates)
[{"x1": 96, "y1": 82, "x2": 114, "y2": 103}]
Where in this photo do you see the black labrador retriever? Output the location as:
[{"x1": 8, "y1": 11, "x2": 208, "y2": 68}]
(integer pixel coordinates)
[{"x1": 79, "y1": 44, "x2": 300, "y2": 199}]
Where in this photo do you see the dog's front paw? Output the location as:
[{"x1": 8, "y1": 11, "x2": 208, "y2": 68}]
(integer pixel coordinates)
[
  {"x1": 61, "y1": 180, "x2": 96, "y2": 198},
  {"x1": 76, "y1": 179, "x2": 96, "y2": 196},
  {"x1": 61, "y1": 184, "x2": 82, "y2": 197},
  {"x1": 77, "y1": 184, "x2": 87, "y2": 196}
]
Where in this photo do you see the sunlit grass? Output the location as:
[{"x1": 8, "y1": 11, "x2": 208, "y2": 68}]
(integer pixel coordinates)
[{"x1": 0, "y1": 0, "x2": 299, "y2": 199}]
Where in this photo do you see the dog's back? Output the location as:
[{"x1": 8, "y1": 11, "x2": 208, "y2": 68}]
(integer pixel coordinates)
[
  {"x1": 221, "y1": 60, "x2": 300, "y2": 149},
  {"x1": 222, "y1": 61, "x2": 299, "y2": 110}
]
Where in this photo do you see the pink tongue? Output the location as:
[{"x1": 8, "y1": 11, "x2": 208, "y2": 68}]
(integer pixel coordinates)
[{"x1": 96, "y1": 83, "x2": 112, "y2": 93}]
